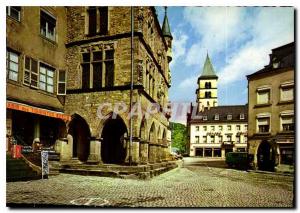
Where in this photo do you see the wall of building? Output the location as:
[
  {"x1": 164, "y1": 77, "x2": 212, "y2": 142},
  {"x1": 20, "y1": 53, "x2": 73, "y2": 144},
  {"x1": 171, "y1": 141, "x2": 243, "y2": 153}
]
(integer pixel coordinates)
[{"x1": 189, "y1": 122, "x2": 247, "y2": 157}]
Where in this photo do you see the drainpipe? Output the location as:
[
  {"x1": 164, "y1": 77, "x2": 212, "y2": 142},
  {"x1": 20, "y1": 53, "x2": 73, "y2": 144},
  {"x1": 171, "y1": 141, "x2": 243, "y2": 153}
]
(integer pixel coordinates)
[{"x1": 129, "y1": 6, "x2": 134, "y2": 166}]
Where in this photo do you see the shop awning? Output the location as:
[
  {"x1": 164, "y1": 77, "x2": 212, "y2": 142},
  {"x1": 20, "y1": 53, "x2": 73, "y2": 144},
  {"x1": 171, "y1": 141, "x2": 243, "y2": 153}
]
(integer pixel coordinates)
[{"x1": 7, "y1": 101, "x2": 71, "y2": 121}]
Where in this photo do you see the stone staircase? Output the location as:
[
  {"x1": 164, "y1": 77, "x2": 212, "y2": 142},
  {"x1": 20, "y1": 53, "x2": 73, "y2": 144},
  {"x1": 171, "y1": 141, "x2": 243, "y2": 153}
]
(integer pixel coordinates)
[
  {"x1": 50, "y1": 160, "x2": 178, "y2": 179},
  {"x1": 6, "y1": 153, "x2": 41, "y2": 182}
]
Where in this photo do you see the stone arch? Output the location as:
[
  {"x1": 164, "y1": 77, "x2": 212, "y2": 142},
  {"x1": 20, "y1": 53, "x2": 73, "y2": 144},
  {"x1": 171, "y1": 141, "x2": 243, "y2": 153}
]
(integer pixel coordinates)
[
  {"x1": 162, "y1": 128, "x2": 167, "y2": 140},
  {"x1": 96, "y1": 111, "x2": 129, "y2": 139},
  {"x1": 100, "y1": 113, "x2": 128, "y2": 164},
  {"x1": 149, "y1": 122, "x2": 157, "y2": 143},
  {"x1": 157, "y1": 126, "x2": 162, "y2": 140},
  {"x1": 256, "y1": 140, "x2": 276, "y2": 171},
  {"x1": 68, "y1": 114, "x2": 91, "y2": 162},
  {"x1": 139, "y1": 117, "x2": 147, "y2": 141}
]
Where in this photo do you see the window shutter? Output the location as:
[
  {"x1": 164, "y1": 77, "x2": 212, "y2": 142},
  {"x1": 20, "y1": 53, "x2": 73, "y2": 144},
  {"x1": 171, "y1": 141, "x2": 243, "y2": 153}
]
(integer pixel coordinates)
[
  {"x1": 23, "y1": 56, "x2": 31, "y2": 85},
  {"x1": 57, "y1": 69, "x2": 66, "y2": 95},
  {"x1": 30, "y1": 59, "x2": 39, "y2": 88}
]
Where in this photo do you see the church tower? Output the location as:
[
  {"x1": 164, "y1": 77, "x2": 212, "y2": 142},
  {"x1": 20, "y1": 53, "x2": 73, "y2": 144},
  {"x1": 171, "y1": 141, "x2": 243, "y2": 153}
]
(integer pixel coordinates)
[{"x1": 196, "y1": 53, "x2": 218, "y2": 111}]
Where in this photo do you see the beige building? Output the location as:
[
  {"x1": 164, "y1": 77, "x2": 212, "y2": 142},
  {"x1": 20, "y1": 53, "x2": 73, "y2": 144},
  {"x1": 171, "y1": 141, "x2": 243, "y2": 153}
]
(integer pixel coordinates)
[
  {"x1": 247, "y1": 42, "x2": 294, "y2": 171},
  {"x1": 6, "y1": 6, "x2": 173, "y2": 167},
  {"x1": 187, "y1": 54, "x2": 247, "y2": 158}
]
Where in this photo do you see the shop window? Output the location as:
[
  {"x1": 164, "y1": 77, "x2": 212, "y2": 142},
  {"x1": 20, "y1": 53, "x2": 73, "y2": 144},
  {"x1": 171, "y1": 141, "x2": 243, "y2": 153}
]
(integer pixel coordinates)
[
  {"x1": 24, "y1": 56, "x2": 38, "y2": 88},
  {"x1": 257, "y1": 88, "x2": 270, "y2": 104},
  {"x1": 40, "y1": 10, "x2": 56, "y2": 41},
  {"x1": 39, "y1": 63, "x2": 54, "y2": 93},
  {"x1": 6, "y1": 50, "x2": 19, "y2": 81},
  {"x1": 57, "y1": 70, "x2": 66, "y2": 95},
  {"x1": 6, "y1": 6, "x2": 21, "y2": 21}
]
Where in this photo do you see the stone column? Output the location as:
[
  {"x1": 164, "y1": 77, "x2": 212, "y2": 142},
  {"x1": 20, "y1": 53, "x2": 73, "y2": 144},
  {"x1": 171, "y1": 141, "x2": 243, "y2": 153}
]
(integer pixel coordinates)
[
  {"x1": 131, "y1": 138, "x2": 140, "y2": 164},
  {"x1": 156, "y1": 139, "x2": 163, "y2": 162},
  {"x1": 87, "y1": 137, "x2": 102, "y2": 164},
  {"x1": 60, "y1": 137, "x2": 72, "y2": 161},
  {"x1": 212, "y1": 148, "x2": 214, "y2": 157},
  {"x1": 202, "y1": 148, "x2": 205, "y2": 157},
  {"x1": 140, "y1": 140, "x2": 149, "y2": 164},
  {"x1": 148, "y1": 143, "x2": 156, "y2": 163}
]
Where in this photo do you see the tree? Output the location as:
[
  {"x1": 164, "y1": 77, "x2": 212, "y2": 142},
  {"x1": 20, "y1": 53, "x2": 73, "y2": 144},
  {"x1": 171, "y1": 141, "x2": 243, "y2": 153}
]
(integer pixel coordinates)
[{"x1": 170, "y1": 122, "x2": 187, "y2": 154}]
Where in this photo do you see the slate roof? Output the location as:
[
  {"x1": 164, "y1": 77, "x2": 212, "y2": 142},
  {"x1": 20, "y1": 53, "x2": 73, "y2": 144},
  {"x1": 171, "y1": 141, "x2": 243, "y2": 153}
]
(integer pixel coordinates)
[
  {"x1": 247, "y1": 42, "x2": 295, "y2": 79},
  {"x1": 188, "y1": 105, "x2": 248, "y2": 124},
  {"x1": 198, "y1": 54, "x2": 218, "y2": 80},
  {"x1": 162, "y1": 7, "x2": 172, "y2": 39}
]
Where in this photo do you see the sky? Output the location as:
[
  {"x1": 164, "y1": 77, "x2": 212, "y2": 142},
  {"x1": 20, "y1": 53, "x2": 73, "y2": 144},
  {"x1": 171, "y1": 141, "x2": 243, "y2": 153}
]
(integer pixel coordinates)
[{"x1": 156, "y1": 6, "x2": 294, "y2": 124}]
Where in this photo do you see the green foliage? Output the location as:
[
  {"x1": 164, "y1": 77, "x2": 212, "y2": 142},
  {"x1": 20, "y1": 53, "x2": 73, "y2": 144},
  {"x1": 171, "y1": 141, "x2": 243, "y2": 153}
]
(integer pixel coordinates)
[{"x1": 170, "y1": 122, "x2": 187, "y2": 154}]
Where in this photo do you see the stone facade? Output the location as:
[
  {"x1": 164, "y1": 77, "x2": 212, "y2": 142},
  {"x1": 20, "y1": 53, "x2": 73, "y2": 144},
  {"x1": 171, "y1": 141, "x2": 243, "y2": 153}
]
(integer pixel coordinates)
[
  {"x1": 6, "y1": 6, "x2": 173, "y2": 166},
  {"x1": 247, "y1": 42, "x2": 294, "y2": 171}
]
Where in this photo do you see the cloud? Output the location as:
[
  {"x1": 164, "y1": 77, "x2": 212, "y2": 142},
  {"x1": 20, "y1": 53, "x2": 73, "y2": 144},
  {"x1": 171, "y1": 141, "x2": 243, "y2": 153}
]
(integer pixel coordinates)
[
  {"x1": 170, "y1": 31, "x2": 188, "y2": 68},
  {"x1": 181, "y1": 6, "x2": 294, "y2": 86},
  {"x1": 178, "y1": 75, "x2": 198, "y2": 89},
  {"x1": 218, "y1": 7, "x2": 294, "y2": 86}
]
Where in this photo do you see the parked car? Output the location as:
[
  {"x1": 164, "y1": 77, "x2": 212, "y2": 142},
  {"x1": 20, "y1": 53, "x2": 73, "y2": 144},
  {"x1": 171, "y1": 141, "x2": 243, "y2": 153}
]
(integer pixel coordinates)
[{"x1": 225, "y1": 152, "x2": 248, "y2": 170}]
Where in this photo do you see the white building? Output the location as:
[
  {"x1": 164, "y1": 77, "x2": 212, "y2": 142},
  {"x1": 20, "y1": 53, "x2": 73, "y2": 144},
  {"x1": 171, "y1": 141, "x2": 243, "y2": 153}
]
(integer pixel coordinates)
[
  {"x1": 187, "y1": 105, "x2": 248, "y2": 157},
  {"x1": 187, "y1": 53, "x2": 248, "y2": 158}
]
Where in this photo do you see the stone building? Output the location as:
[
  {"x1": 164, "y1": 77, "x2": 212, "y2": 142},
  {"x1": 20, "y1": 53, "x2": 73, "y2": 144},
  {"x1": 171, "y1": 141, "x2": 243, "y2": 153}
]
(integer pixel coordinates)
[
  {"x1": 247, "y1": 42, "x2": 294, "y2": 171},
  {"x1": 187, "y1": 54, "x2": 247, "y2": 158},
  {"x1": 6, "y1": 6, "x2": 173, "y2": 166}
]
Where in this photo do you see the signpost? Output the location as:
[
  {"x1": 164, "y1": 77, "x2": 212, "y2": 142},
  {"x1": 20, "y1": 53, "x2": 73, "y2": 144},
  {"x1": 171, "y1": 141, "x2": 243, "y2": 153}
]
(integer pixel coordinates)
[{"x1": 41, "y1": 151, "x2": 49, "y2": 179}]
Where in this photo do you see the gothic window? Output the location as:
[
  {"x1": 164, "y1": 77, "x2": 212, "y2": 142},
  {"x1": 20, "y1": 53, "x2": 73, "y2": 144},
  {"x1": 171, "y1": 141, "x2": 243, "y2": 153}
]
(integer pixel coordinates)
[
  {"x1": 99, "y1": 7, "x2": 108, "y2": 35},
  {"x1": 88, "y1": 6, "x2": 108, "y2": 36},
  {"x1": 81, "y1": 45, "x2": 114, "y2": 89},
  {"x1": 205, "y1": 82, "x2": 211, "y2": 89}
]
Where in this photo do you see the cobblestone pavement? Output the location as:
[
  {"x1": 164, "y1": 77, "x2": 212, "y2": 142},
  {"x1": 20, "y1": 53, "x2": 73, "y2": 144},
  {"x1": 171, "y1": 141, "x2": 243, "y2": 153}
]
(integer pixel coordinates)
[{"x1": 6, "y1": 157, "x2": 294, "y2": 207}]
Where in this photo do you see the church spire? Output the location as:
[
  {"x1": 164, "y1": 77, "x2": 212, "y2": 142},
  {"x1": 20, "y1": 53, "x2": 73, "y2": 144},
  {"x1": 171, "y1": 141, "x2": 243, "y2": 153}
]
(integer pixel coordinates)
[
  {"x1": 162, "y1": 7, "x2": 173, "y2": 39},
  {"x1": 199, "y1": 53, "x2": 218, "y2": 79}
]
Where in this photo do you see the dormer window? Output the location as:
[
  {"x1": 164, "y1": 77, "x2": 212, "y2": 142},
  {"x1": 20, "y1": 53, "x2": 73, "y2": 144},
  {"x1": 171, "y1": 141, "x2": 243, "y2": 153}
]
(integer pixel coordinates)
[
  {"x1": 227, "y1": 114, "x2": 232, "y2": 120},
  {"x1": 272, "y1": 57, "x2": 280, "y2": 69},
  {"x1": 214, "y1": 114, "x2": 219, "y2": 120},
  {"x1": 240, "y1": 113, "x2": 245, "y2": 120},
  {"x1": 203, "y1": 116, "x2": 207, "y2": 121}
]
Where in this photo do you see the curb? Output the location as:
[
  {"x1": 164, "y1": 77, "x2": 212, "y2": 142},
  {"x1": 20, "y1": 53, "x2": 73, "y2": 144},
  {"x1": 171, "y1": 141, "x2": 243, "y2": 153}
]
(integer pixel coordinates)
[{"x1": 247, "y1": 169, "x2": 294, "y2": 177}]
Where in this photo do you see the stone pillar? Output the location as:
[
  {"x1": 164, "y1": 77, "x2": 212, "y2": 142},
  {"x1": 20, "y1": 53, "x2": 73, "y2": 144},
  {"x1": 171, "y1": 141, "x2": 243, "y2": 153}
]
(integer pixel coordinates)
[
  {"x1": 60, "y1": 137, "x2": 72, "y2": 161},
  {"x1": 6, "y1": 110, "x2": 12, "y2": 152},
  {"x1": 140, "y1": 140, "x2": 149, "y2": 164},
  {"x1": 157, "y1": 139, "x2": 163, "y2": 162},
  {"x1": 212, "y1": 148, "x2": 214, "y2": 157},
  {"x1": 148, "y1": 143, "x2": 156, "y2": 163},
  {"x1": 203, "y1": 148, "x2": 205, "y2": 157},
  {"x1": 87, "y1": 137, "x2": 102, "y2": 164},
  {"x1": 131, "y1": 138, "x2": 140, "y2": 164}
]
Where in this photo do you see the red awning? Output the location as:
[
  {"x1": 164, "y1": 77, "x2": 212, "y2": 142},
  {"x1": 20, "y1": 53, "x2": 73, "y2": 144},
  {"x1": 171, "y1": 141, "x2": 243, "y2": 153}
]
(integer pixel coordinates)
[{"x1": 7, "y1": 101, "x2": 71, "y2": 121}]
